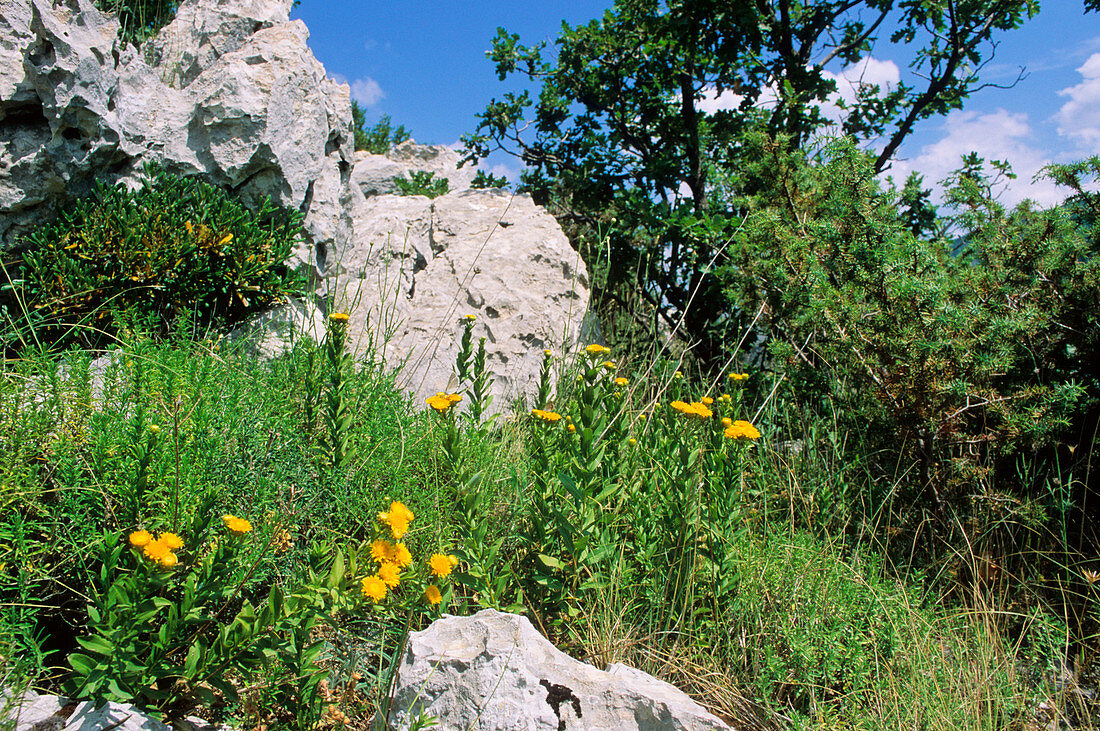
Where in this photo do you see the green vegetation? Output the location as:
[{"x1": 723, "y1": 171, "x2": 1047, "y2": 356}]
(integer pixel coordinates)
[
  {"x1": 1, "y1": 166, "x2": 307, "y2": 354},
  {"x1": 392, "y1": 171, "x2": 450, "y2": 199},
  {"x1": 94, "y1": 0, "x2": 178, "y2": 45},
  {"x1": 351, "y1": 103, "x2": 411, "y2": 154}
]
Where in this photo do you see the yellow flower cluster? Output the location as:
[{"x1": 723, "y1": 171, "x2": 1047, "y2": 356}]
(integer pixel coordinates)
[
  {"x1": 426, "y1": 392, "x2": 463, "y2": 413},
  {"x1": 222, "y1": 515, "x2": 253, "y2": 535},
  {"x1": 429, "y1": 553, "x2": 458, "y2": 578},
  {"x1": 671, "y1": 400, "x2": 713, "y2": 419},
  {"x1": 614, "y1": 377, "x2": 629, "y2": 386},
  {"x1": 129, "y1": 530, "x2": 184, "y2": 568},
  {"x1": 728, "y1": 372, "x2": 749, "y2": 381},
  {"x1": 531, "y1": 408, "x2": 563, "y2": 423},
  {"x1": 724, "y1": 420, "x2": 762, "y2": 441},
  {"x1": 585, "y1": 343, "x2": 611, "y2": 355},
  {"x1": 329, "y1": 312, "x2": 349, "y2": 323},
  {"x1": 379, "y1": 500, "x2": 414, "y2": 540}
]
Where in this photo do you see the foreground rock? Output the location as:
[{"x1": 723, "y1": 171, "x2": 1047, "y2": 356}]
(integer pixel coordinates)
[
  {"x1": 1, "y1": 689, "x2": 229, "y2": 730},
  {"x1": 386, "y1": 609, "x2": 733, "y2": 731},
  {"x1": 332, "y1": 189, "x2": 589, "y2": 404},
  {"x1": 351, "y1": 140, "x2": 477, "y2": 199}
]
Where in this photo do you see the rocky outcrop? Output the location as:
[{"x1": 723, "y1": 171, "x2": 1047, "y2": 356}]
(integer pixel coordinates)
[
  {"x1": 386, "y1": 609, "x2": 733, "y2": 731},
  {"x1": 1, "y1": 688, "x2": 230, "y2": 730},
  {"x1": 332, "y1": 188, "x2": 588, "y2": 403},
  {"x1": 0, "y1": 0, "x2": 590, "y2": 406},
  {"x1": 0, "y1": 0, "x2": 353, "y2": 273}
]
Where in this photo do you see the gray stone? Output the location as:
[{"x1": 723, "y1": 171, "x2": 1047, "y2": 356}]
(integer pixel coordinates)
[
  {"x1": 330, "y1": 188, "x2": 588, "y2": 406},
  {"x1": 351, "y1": 140, "x2": 477, "y2": 200},
  {"x1": 62, "y1": 701, "x2": 170, "y2": 730},
  {"x1": 386, "y1": 609, "x2": 733, "y2": 731},
  {"x1": 224, "y1": 296, "x2": 326, "y2": 358},
  {"x1": 3, "y1": 688, "x2": 70, "y2": 730}
]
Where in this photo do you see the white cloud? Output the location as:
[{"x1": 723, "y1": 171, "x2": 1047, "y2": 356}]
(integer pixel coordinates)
[
  {"x1": 889, "y1": 109, "x2": 1062, "y2": 207},
  {"x1": 820, "y1": 56, "x2": 901, "y2": 125},
  {"x1": 349, "y1": 77, "x2": 385, "y2": 107},
  {"x1": 1055, "y1": 52, "x2": 1100, "y2": 151}
]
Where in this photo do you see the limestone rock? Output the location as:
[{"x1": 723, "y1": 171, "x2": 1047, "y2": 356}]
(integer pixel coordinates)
[
  {"x1": 331, "y1": 188, "x2": 588, "y2": 405},
  {"x1": 62, "y1": 701, "x2": 170, "y2": 730},
  {"x1": 3, "y1": 687, "x2": 69, "y2": 730},
  {"x1": 351, "y1": 140, "x2": 477, "y2": 199},
  {"x1": 0, "y1": 0, "x2": 354, "y2": 275},
  {"x1": 224, "y1": 296, "x2": 326, "y2": 358},
  {"x1": 386, "y1": 609, "x2": 733, "y2": 731}
]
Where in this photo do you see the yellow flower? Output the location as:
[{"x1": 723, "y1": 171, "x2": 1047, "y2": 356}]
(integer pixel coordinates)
[
  {"x1": 361, "y1": 576, "x2": 387, "y2": 602},
  {"x1": 724, "y1": 420, "x2": 762, "y2": 441},
  {"x1": 143, "y1": 539, "x2": 171, "y2": 562},
  {"x1": 567, "y1": 424, "x2": 576, "y2": 433},
  {"x1": 429, "y1": 553, "x2": 458, "y2": 578},
  {"x1": 159, "y1": 552, "x2": 178, "y2": 569},
  {"x1": 148, "y1": 424, "x2": 160, "y2": 434},
  {"x1": 673, "y1": 370, "x2": 683, "y2": 379},
  {"x1": 393, "y1": 543, "x2": 413, "y2": 569},
  {"x1": 615, "y1": 377, "x2": 629, "y2": 386},
  {"x1": 426, "y1": 393, "x2": 462, "y2": 412},
  {"x1": 602, "y1": 360, "x2": 615, "y2": 370},
  {"x1": 628, "y1": 438, "x2": 637, "y2": 445},
  {"x1": 701, "y1": 396, "x2": 714, "y2": 405},
  {"x1": 728, "y1": 372, "x2": 749, "y2": 381},
  {"x1": 222, "y1": 515, "x2": 253, "y2": 535},
  {"x1": 329, "y1": 312, "x2": 349, "y2": 322},
  {"x1": 721, "y1": 417, "x2": 733, "y2": 427},
  {"x1": 718, "y1": 394, "x2": 732, "y2": 403},
  {"x1": 129, "y1": 530, "x2": 153, "y2": 548},
  {"x1": 585, "y1": 344, "x2": 611, "y2": 355},
  {"x1": 160, "y1": 532, "x2": 183, "y2": 551},
  {"x1": 671, "y1": 401, "x2": 712, "y2": 419},
  {"x1": 217, "y1": 233, "x2": 233, "y2": 245},
  {"x1": 379, "y1": 501, "x2": 414, "y2": 540},
  {"x1": 424, "y1": 585, "x2": 443, "y2": 605},
  {"x1": 463, "y1": 314, "x2": 476, "y2": 321},
  {"x1": 185, "y1": 220, "x2": 193, "y2": 235},
  {"x1": 543, "y1": 349, "x2": 553, "y2": 356},
  {"x1": 531, "y1": 408, "x2": 563, "y2": 423},
  {"x1": 371, "y1": 539, "x2": 395, "y2": 564},
  {"x1": 378, "y1": 562, "x2": 401, "y2": 588}
]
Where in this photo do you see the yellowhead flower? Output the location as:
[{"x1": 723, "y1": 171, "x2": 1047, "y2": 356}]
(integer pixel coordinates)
[
  {"x1": 159, "y1": 552, "x2": 179, "y2": 569},
  {"x1": 615, "y1": 377, "x2": 629, "y2": 386},
  {"x1": 728, "y1": 372, "x2": 749, "y2": 381},
  {"x1": 329, "y1": 312, "x2": 349, "y2": 322},
  {"x1": 701, "y1": 396, "x2": 714, "y2": 405},
  {"x1": 143, "y1": 539, "x2": 171, "y2": 562},
  {"x1": 222, "y1": 515, "x2": 253, "y2": 535},
  {"x1": 361, "y1": 576, "x2": 386, "y2": 602},
  {"x1": 628, "y1": 438, "x2": 637, "y2": 445},
  {"x1": 531, "y1": 408, "x2": 563, "y2": 423},
  {"x1": 129, "y1": 530, "x2": 153, "y2": 548},
  {"x1": 426, "y1": 393, "x2": 462, "y2": 412},
  {"x1": 371, "y1": 539, "x2": 395, "y2": 564},
  {"x1": 160, "y1": 532, "x2": 183, "y2": 550},
  {"x1": 378, "y1": 562, "x2": 401, "y2": 588},
  {"x1": 379, "y1": 501, "x2": 414, "y2": 540},
  {"x1": 463, "y1": 314, "x2": 476, "y2": 321},
  {"x1": 721, "y1": 417, "x2": 733, "y2": 427},
  {"x1": 602, "y1": 360, "x2": 615, "y2": 370},
  {"x1": 585, "y1": 344, "x2": 611, "y2": 355},
  {"x1": 429, "y1": 553, "x2": 458, "y2": 578},
  {"x1": 724, "y1": 420, "x2": 762, "y2": 441},
  {"x1": 543, "y1": 349, "x2": 553, "y2": 356},
  {"x1": 718, "y1": 394, "x2": 732, "y2": 403},
  {"x1": 424, "y1": 585, "x2": 443, "y2": 605},
  {"x1": 567, "y1": 424, "x2": 576, "y2": 433},
  {"x1": 673, "y1": 370, "x2": 683, "y2": 379},
  {"x1": 393, "y1": 542, "x2": 413, "y2": 568}
]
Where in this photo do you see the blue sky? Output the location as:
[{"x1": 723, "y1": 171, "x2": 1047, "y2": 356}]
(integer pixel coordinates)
[{"x1": 293, "y1": 1, "x2": 1100, "y2": 206}]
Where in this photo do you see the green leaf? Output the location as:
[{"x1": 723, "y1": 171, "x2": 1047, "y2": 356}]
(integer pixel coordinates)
[{"x1": 536, "y1": 553, "x2": 566, "y2": 571}]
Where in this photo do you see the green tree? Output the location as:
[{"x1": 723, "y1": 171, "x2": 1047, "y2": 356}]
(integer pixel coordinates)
[
  {"x1": 351, "y1": 102, "x2": 411, "y2": 154},
  {"x1": 462, "y1": 0, "x2": 1040, "y2": 360}
]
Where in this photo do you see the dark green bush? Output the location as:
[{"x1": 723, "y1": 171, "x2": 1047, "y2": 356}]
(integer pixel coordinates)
[
  {"x1": 352, "y1": 105, "x2": 411, "y2": 154},
  {"x1": 93, "y1": 0, "x2": 178, "y2": 45},
  {"x1": 723, "y1": 137, "x2": 1099, "y2": 536},
  {"x1": 3, "y1": 166, "x2": 307, "y2": 352}
]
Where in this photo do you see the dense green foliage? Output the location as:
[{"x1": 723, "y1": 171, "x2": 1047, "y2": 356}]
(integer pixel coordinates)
[
  {"x1": 1, "y1": 167, "x2": 307, "y2": 353},
  {"x1": 351, "y1": 103, "x2": 411, "y2": 154},
  {"x1": 93, "y1": 0, "x2": 177, "y2": 45}
]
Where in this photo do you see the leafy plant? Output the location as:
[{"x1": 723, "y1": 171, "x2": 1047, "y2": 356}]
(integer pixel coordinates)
[
  {"x1": 352, "y1": 105, "x2": 412, "y2": 154},
  {"x1": 470, "y1": 170, "x2": 509, "y2": 190},
  {"x1": 394, "y1": 171, "x2": 450, "y2": 200},
  {"x1": 3, "y1": 165, "x2": 306, "y2": 353}
]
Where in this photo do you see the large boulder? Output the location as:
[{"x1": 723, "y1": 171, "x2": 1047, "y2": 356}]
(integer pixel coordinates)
[
  {"x1": 331, "y1": 187, "x2": 589, "y2": 404},
  {"x1": 386, "y1": 609, "x2": 733, "y2": 731},
  {"x1": 0, "y1": 0, "x2": 354, "y2": 273}
]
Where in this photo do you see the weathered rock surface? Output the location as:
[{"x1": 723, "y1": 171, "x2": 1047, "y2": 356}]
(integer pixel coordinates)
[
  {"x1": 0, "y1": 0, "x2": 353, "y2": 273},
  {"x1": 332, "y1": 189, "x2": 588, "y2": 403},
  {"x1": 386, "y1": 609, "x2": 733, "y2": 731},
  {"x1": 224, "y1": 296, "x2": 326, "y2": 358},
  {"x1": 0, "y1": 0, "x2": 590, "y2": 406},
  {"x1": 2, "y1": 689, "x2": 234, "y2": 730},
  {"x1": 351, "y1": 140, "x2": 477, "y2": 199}
]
